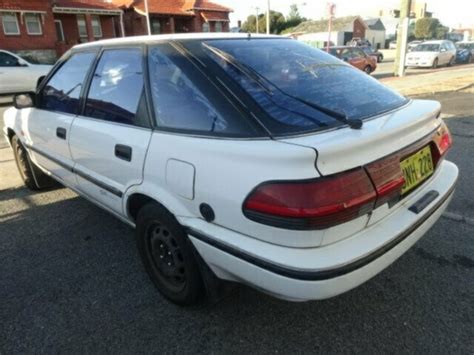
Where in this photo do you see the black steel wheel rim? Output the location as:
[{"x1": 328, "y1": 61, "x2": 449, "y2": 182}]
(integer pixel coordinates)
[
  {"x1": 14, "y1": 142, "x2": 28, "y2": 180},
  {"x1": 145, "y1": 222, "x2": 187, "y2": 292}
]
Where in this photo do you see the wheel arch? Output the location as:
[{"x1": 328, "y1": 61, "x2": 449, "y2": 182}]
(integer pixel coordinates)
[
  {"x1": 126, "y1": 193, "x2": 157, "y2": 222},
  {"x1": 6, "y1": 127, "x2": 16, "y2": 143}
]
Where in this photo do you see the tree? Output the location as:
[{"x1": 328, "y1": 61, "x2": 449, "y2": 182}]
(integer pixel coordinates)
[
  {"x1": 415, "y1": 18, "x2": 447, "y2": 40},
  {"x1": 241, "y1": 14, "x2": 259, "y2": 33},
  {"x1": 435, "y1": 24, "x2": 449, "y2": 39},
  {"x1": 241, "y1": 10, "x2": 286, "y2": 34},
  {"x1": 288, "y1": 4, "x2": 301, "y2": 21}
]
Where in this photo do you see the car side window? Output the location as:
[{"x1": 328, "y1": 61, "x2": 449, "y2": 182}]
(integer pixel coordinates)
[
  {"x1": 340, "y1": 48, "x2": 352, "y2": 60},
  {"x1": 84, "y1": 48, "x2": 147, "y2": 126},
  {"x1": 147, "y1": 44, "x2": 260, "y2": 137},
  {"x1": 39, "y1": 52, "x2": 96, "y2": 115},
  {"x1": 0, "y1": 52, "x2": 19, "y2": 67},
  {"x1": 353, "y1": 48, "x2": 365, "y2": 58}
]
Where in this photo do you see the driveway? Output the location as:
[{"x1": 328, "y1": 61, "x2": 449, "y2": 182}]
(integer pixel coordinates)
[{"x1": 0, "y1": 92, "x2": 473, "y2": 353}]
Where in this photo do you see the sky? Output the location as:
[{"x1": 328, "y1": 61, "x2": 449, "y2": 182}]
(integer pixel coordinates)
[{"x1": 218, "y1": 0, "x2": 474, "y2": 29}]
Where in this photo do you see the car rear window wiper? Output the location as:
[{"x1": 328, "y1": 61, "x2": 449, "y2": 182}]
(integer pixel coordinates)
[
  {"x1": 203, "y1": 43, "x2": 363, "y2": 130},
  {"x1": 203, "y1": 43, "x2": 274, "y2": 95}
]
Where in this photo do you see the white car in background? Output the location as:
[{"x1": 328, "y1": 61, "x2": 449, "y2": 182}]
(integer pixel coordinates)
[
  {"x1": 405, "y1": 40, "x2": 456, "y2": 68},
  {"x1": 0, "y1": 50, "x2": 52, "y2": 95},
  {"x1": 3, "y1": 34, "x2": 458, "y2": 306}
]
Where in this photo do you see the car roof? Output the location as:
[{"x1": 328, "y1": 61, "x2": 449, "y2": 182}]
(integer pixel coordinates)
[
  {"x1": 420, "y1": 40, "x2": 448, "y2": 44},
  {"x1": 330, "y1": 46, "x2": 356, "y2": 49},
  {"x1": 74, "y1": 33, "x2": 282, "y2": 50}
]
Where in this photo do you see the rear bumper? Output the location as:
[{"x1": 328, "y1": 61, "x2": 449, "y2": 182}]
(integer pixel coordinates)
[{"x1": 184, "y1": 160, "x2": 458, "y2": 301}]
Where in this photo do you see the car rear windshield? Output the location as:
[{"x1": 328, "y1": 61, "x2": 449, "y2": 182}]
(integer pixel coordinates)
[
  {"x1": 197, "y1": 39, "x2": 407, "y2": 136},
  {"x1": 415, "y1": 44, "x2": 440, "y2": 52}
]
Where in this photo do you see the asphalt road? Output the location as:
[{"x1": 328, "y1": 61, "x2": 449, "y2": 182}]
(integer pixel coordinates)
[{"x1": 0, "y1": 91, "x2": 473, "y2": 353}]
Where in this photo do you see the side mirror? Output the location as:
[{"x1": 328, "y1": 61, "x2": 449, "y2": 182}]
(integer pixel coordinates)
[
  {"x1": 342, "y1": 57, "x2": 349, "y2": 62},
  {"x1": 13, "y1": 93, "x2": 36, "y2": 109}
]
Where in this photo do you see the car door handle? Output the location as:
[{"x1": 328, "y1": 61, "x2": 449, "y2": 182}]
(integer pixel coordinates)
[
  {"x1": 115, "y1": 144, "x2": 132, "y2": 162},
  {"x1": 56, "y1": 127, "x2": 67, "y2": 140}
]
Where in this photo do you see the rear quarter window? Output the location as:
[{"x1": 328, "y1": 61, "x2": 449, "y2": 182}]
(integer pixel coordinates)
[{"x1": 147, "y1": 43, "x2": 263, "y2": 137}]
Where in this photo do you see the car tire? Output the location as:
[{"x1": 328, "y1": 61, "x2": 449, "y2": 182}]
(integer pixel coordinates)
[
  {"x1": 364, "y1": 65, "x2": 372, "y2": 74},
  {"x1": 378, "y1": 55, "x2": 383, "y2": 63},
  {"x1": 432, "y1": 58, "x2": 438, "y2": 69},
  {"x1": 136, "y1": 202, "x2": 205, "y2": 306},
  {"x1": 11, "y1": 135, "x2": 54, "y2": 190}
]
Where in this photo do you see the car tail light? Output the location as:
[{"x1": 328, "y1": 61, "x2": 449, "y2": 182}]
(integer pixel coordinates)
[
  {"x1": 243, "y1": 168, "x2": 377, "y2": 230},
  {"x1": 365, "y1": 155, "x2": 405, "y2": 208},
  {"x1": 432, "y1": 122, "x2": 453, "y2": 166}
]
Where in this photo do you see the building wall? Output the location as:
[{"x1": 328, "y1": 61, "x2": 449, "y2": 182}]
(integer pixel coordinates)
[
  {"x1": 365, "y1": 29, "x2": 386, "y2": 49},
  {"x1": 122, "y1": 8, "x2": 230, "y2": 36},
  {"x1": 298, "y1": 31, "x2": 345, "y2": 46},
  {"x1": 0, "y1": 9, "x2": 57, "y2": 63},
  {"x1": 353, "y1": 18, "x2": 366, "y2": 39}
]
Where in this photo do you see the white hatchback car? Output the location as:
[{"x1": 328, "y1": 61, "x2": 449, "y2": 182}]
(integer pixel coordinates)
[
  {"x1": 405, "y1": 40, "x2": 457, "y2": 68},
  {"x1": 3, "y1": 34, "x2": 458, "y2": 305},
  {"x1": 0, "y1": 50, "x2": 52, "y2": 95}
]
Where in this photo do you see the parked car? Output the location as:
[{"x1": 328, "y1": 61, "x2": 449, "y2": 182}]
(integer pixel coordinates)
[
  {"x1": 455, "y1": 47, "x2": 472, "y2": 64},
  {"x1": 407, "y1": 40, "x2": 423, "y2": 52},
  {"x1": 3, "y1": 34, "x2": 458, "y2": 306},
  {"x1": 329, "y1": 46, "x2": 377, "y2": 73},
  {"x1": 0, "y1": 50, "x2": 52, "y2": 95},
  {"x1": 455, "y1": 41, "x2": 474, "y2": 62},
  {"x1": 405, "y1": 40, "x2": 457, "y2": 68},
  {"x1": 360, "y1": 46, "x2": 384, "y2": 62},
  {"x1": 347, "y1": 37, "x2": 371, "y2": 47},
  {"x1": 389, "y1": 40, "x2": 397, "y2": 49}
]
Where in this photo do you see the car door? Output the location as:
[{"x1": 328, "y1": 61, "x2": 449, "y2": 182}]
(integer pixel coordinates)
[
  {"x1": 69, "y1": 47, "x2": 152, "y2": 215},
  {"x1": 0, "y1": 51, "x2": 23, "y2": 94},
  {"x1": 349, "y1": 48, "x2": 367, "y2": 70},
  {"x1": 439, "y1": 43, "x2": 450, "y2": 65},
  {"x1": 25, "y1": 51, "x2": 97, "y2": 186}
]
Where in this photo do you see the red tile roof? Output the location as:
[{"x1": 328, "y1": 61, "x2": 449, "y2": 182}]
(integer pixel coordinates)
[
  {"x1": 193, "y1": 0, "x2": 232, "y2": 12},
  {"x1": 201, "y1": 11, "x2": 229, "y2": 21},
  {"x1": 131, "y1": 0, "x2": 194, "y2": 16},
  {"x1": 112, "y1": 0, "x2": 231, "y2": 15},
  {"x1": 54, "y1": 0, "x2": 120, "y2": 10}
]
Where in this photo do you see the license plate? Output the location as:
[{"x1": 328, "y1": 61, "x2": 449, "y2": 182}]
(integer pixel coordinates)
[{"x1": 400, "y1": 146, "x2": 434, "y2": 194}]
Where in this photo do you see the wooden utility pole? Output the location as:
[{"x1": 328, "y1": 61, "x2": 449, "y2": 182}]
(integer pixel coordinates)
[{"x1": 393, "y1": 0, "x2": 412, "y2": 76}]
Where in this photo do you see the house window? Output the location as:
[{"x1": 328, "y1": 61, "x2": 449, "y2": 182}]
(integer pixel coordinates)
[
  {"x1": 2, "y1": 13, "x2": 20, "y2": 35},
  {"x1": 202, "y1": 22, "x2": 210, "y2": 32},
  {"x1": 77, "y1": 15, "x2": 87, "y2": 37},
  {"x1": 151, "y1": 18, "x2": 161, "y2": 34},
  {"x1": 25, "y1": 13, "x2": 42, "y2": 35},
  {"x1": 215, "y1": 22, "x2": 222, "y2": 32},
  {"x1": 91, "y1": 15, "x2": 102, "y2": 38},
  {"x1": 55, "y1": 20, "x2": 65, "y2": 41}
]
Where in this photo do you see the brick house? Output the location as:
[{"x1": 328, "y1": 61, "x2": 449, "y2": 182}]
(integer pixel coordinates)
[
  {"x1": 114, "y1": 0, "x2": 232, "y2": 36},
  {"x1": 0, "y1": 0, "x2": 231, "y2": 63},
  {"x1": 0, "y1": 0, "x2": 123, "y2": 63}
]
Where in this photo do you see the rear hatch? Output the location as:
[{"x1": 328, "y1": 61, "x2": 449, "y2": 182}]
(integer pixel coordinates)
[{"x1": 278, "y1": 99, "x2": 448, "y2": 244}]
